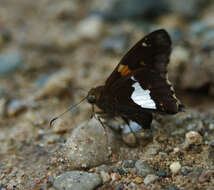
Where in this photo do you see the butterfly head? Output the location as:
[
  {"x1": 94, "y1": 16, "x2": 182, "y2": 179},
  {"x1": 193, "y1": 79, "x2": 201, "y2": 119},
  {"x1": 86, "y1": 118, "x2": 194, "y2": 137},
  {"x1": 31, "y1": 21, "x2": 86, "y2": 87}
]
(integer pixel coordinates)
[{"x1": 87, "y1": 86, "x2": 103, "y2": 104}]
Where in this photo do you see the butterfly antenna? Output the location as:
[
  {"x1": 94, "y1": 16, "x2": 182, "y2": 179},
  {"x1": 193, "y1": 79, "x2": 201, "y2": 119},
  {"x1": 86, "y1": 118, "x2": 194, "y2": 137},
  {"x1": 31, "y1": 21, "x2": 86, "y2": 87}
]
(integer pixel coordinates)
[{"x1": 49, "y1": 96, "x2": 87, "y2": 127}]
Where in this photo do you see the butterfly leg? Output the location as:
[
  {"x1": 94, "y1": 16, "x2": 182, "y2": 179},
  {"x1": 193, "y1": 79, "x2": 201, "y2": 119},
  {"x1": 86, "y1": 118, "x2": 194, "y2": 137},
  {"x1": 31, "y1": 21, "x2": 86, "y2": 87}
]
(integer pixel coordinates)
[
  {"x1": 122, "y1": 117, "x2": 139, "y2": 145},
  {"x1": 94, "y1": 113, "x2": 112, "y2": 157}
]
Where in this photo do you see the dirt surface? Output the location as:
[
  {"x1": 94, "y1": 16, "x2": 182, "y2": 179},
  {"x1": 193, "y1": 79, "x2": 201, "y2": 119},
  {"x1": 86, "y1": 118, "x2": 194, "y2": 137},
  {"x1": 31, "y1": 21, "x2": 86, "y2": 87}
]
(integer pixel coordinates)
[{"x1": 0, "y1": 0, "x2": 214, "y2": 190}]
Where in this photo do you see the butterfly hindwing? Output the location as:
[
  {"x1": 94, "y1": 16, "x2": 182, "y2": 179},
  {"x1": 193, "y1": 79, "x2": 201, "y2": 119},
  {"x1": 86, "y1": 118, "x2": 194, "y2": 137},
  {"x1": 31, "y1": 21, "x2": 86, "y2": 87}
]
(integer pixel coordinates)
[{"x1": 106, "y1": 67, "x2": 181, "y2": 115}]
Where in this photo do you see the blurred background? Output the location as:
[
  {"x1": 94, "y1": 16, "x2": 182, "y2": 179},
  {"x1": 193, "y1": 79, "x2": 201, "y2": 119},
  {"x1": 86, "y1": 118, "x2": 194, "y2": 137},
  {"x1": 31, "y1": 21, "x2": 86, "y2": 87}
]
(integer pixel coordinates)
[
  {"x1": 0, "y1": 0, "x2": 214, "y2": 189},
  {"x1": 0, "y1": 0, "x2": 214, "y2": 115}
]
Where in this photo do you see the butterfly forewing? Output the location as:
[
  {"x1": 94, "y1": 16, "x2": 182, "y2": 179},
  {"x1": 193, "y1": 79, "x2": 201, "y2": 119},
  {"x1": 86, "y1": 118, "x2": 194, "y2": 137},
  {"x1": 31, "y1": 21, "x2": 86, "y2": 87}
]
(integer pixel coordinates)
[{"x1": 104, "y1": 29, "x2": 171, "y2": 90}]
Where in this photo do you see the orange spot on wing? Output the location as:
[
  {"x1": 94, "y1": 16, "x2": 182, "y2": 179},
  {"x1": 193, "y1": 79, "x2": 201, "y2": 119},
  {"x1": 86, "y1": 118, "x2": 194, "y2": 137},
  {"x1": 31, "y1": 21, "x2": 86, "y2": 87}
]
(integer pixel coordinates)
[{"x1": 121, "y1": 65, "x2": 131, "y2": 76}]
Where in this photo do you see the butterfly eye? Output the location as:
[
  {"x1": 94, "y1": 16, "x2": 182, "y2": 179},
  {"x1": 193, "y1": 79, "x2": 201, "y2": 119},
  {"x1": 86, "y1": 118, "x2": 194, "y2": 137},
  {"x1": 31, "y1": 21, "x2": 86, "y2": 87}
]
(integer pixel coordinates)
[{"x1": 87, "y1": 96, "x2": 96, "y2": 104}]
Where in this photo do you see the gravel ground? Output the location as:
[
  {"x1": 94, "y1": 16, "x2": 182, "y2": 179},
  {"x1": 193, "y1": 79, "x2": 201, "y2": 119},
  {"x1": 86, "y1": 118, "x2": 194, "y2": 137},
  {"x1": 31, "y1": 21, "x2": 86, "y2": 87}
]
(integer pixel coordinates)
[{"x1": 0, "y1": 0, "x2": 214, "y2": 190}]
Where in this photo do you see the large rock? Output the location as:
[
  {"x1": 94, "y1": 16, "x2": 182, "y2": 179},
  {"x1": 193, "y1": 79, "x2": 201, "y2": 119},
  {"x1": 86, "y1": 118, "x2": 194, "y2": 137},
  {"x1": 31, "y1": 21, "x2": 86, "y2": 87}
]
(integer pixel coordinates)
[{"x1": 59, "y1": 118, "x2": 122, "y2": 168}]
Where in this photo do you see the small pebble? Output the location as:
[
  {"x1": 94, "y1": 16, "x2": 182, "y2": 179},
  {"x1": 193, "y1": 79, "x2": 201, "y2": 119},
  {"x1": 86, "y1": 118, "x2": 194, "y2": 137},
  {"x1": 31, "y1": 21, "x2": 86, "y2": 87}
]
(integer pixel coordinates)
[
  {"x1": 117, "y1": 168, "x2": 126, "y2": 176},
  {"x1": 144, "y1": 174, "x2": 158, "y2": 185},
  {"x1": 157, "y1": 169, "x2": 167, "y2": 177},
  {"x1": 170, "y1": 162, "x2": 181, "y2": 174},
  {"x1": 111, "y1": 173, "x2": 121, "y2": 182},
  {"x1": 173, "y1": 147, "x2": 180, "y2": 153},
  {"x1": 135, "y1": 160, "x2": 155, "y2": 177},
  {"x1": 134, "y1": 176, "x2": 143, "y2": 184},
  {"x1": 100, "y1": 171, "x2": 110, "y2": 183},
  {"x1": 181, "y1": 166, "x2": 193, "y2": 176},
  {"x1": 147, "y1": 147, "x2": 158, "y2": 155},
  {"x1": 123, "y1": 160, "x2": 136, "y2": 168},
  {"x1": 183, "y1": 131, "x2": 202, "y2": 149},
  {"x1": 122, "y1": 132, "x2": 137, "y2": 147}
]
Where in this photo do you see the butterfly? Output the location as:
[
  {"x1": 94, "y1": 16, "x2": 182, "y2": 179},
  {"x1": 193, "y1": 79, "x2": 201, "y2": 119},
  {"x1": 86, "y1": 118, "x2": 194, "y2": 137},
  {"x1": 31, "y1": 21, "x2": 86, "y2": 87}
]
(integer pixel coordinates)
[{"x1": 86, "y1": 29, "x2": 184, "y2": 129}]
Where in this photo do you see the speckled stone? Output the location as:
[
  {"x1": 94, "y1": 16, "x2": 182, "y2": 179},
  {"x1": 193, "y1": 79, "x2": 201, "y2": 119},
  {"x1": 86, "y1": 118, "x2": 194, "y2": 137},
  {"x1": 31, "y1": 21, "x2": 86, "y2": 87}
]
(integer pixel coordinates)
[
  {"x1": 53, "y1": 171, "x2": 102, "y2": 190},
  {"x1": 59, "y1": 118, "x2": 122, "y2": 169}
]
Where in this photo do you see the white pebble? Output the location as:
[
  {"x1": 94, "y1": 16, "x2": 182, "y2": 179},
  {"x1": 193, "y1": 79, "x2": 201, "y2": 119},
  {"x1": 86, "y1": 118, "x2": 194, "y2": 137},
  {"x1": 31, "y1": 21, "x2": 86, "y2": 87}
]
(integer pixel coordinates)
[
  {"x1": 170, "y1": 162, "x2": 181, "y2": 174},
  {"x1": 185, "y1": 131, "x2": 202, "y2": 145},
  {"x1": 173, "y1": 147, "x2": 180, "y2": 153}
]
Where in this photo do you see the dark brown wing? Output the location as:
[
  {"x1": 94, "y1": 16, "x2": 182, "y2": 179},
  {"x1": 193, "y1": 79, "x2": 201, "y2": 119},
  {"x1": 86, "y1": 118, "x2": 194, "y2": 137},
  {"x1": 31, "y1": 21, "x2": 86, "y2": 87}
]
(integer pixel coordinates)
[
  {"x1": 104, "y1": 29, "x2": 171, "y2": 90},
  {"x1": 102, "y1": 67, "x2": 183, "y2": 128},
  {"x1": 109, "y1": 68, "x2": 182, "y2": 114}
]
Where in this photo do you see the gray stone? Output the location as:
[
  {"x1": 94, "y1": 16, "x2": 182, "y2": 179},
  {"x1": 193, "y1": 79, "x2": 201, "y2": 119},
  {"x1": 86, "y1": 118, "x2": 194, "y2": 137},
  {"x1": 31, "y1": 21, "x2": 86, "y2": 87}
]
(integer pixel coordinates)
[
  {"x1": 144, "y1": 174, "x2": 158, "y2": 185},
  {"x1": 0, "y1": 51, "x2": 24, "y2": 77},
  {"x1": 135, "y1": 160, "x2": 155, "y2": 177},
  {"x1": 123, "y1": 160, "x2": 136, "y2": 168},
  {"x1": 53, "y1": 171, "x2": 102, "y2": 190},
  {"x1": 147, "y1": 148, "x2": 158, "y2": 155},
  {"x1": 59, "y1": 118, "x2": 122, "y2": 168},
  {"x1": 157, "y1": 169, "x2": 167, "y2": 177}
]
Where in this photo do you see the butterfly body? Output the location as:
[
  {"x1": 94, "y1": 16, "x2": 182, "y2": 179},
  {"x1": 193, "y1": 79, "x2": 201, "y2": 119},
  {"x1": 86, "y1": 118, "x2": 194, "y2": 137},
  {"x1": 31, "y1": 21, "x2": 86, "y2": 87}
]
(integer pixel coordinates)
[{"x1": 87, "y1": 29, "x2": 184, "y2": 129}]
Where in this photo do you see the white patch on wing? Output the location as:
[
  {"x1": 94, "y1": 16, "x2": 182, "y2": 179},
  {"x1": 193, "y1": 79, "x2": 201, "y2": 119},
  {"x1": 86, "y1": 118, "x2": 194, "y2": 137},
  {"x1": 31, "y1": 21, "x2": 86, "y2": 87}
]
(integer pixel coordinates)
[{"x1": 131, "y1": 76, "x2": 156, "y2": 109}]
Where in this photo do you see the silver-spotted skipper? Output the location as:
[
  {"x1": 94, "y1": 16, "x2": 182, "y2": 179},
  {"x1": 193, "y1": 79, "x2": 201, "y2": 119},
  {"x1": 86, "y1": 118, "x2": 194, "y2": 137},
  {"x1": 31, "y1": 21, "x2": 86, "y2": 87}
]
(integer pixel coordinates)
[
  {"x1": 51, "y1": 29, "x2": 184, "y2": 129},
  {"x1": 86, "y1": 29, "x2": 184, "y2": 129}
]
